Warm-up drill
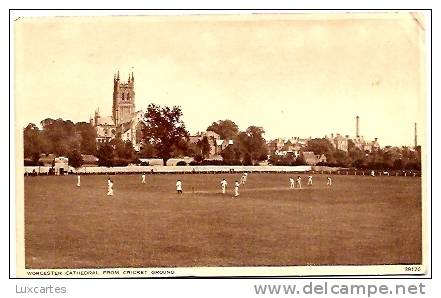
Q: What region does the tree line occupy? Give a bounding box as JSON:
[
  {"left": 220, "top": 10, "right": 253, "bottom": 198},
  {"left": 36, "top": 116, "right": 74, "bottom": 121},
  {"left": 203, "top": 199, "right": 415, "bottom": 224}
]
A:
[
  {"left": 269, "top": 137, "right": 421, "bottom": 171},
  {"left": 23, "top": 104, "right": 269, "bottom": 167},
  {"left": 23, "top": 104, "right": 421, "bottom": 170}
]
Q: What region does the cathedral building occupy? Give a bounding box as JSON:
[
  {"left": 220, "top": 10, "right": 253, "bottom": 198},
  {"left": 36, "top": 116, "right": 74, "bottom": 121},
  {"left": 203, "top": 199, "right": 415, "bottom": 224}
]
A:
[{"left": 90, "top": 71, "right": 147, "bottom": 151}]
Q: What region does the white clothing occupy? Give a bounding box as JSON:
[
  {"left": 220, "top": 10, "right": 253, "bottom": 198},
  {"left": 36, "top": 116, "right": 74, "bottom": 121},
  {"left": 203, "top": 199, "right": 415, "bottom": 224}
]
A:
[
  {"left": 176, "top": 181, "right": 182, "bottom": 191},
  {"left": 107, "top": 181, "right": 114, "bottom": 196},
  {"left": 141, "top": 174, "right": 146, "bottom": 184},
  {"left": 77, "top": 175, "right": 81, "bottom": 187},
  {"left": 221, "top": 180, "right": 227, "bottom": 194},
  {"left": 234, "top": 182, "right": 240, "bottom": 197}
]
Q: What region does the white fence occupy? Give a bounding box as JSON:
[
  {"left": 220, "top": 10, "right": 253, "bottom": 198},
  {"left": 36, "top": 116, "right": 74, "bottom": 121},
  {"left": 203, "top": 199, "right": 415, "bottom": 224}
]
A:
[{"left": 24, "top": 165, "right": 312, "bottom": 175}]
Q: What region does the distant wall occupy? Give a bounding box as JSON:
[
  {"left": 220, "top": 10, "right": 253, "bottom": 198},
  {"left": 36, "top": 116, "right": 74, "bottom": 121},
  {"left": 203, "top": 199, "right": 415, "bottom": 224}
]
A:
[
  {"left": 24, "top": 165, "right": 312, "bottom": 174},
  {"left": 311, "top": 166, "right": 344, "bottom": 172}
]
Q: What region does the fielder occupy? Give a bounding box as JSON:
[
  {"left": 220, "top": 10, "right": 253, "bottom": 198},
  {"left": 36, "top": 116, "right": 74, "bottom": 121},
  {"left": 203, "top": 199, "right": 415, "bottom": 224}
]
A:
[
  {"left": 289, "top": 177, "right": 295, "bottom": 189},
  {"left": 77, "top": 175, "right": 81, "bottom": 187},
  {"left": 221, "top": 178, "right": 228, "bottom": 194},
  {"left": 141, "top": 173, "right": 146, "bottom": 184},
  {"left": 296, "top": 176, "right": 302, "bottom": 189},
  {"left": 307, "top": 175, "right": 313, "bottom": 186},
  {"left": 234, "top": 180, "right": 240, "bottom": 197},
  {"left": 327, "top": 176, "right": 332, "bottom": 186},
  {"left": 107, "top": 178, "right": 114, "bottom": 196},
  {"left": 176, "top": 180, "right": 183, "bottom": 194}
]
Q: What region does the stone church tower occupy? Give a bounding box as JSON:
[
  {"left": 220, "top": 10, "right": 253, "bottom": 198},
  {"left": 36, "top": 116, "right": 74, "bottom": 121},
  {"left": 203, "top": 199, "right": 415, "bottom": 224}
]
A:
[{"left": 112, "top": 71, "right": 135, "bottom": 125}]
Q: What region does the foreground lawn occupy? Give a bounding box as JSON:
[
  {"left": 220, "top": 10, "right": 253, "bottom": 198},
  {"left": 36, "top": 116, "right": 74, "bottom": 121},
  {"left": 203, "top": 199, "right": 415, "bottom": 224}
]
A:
[{"left": 24, "top": 173, "right": 422, "bottom": 268}]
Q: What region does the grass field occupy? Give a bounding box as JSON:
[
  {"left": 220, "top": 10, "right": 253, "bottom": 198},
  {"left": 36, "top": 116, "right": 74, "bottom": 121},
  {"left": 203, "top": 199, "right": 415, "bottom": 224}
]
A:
[{"left": 24, "top": 173, "right": 422, "bottom": 269}]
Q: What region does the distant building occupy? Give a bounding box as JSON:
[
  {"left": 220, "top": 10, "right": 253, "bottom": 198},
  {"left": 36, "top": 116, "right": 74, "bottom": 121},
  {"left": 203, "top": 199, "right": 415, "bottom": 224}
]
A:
[
  {"left": 90, "top": 71, "right": 148, "bottom": 151},
  {"left": 81, "top": 154, "right": 99, "bottom": 166},
  {"left": 267, "top": 138, "right": 285, "bottom": 154},
  {"left": 316, "top": 153, "right": 327, "bottom": 164},
  {"left": 118, "top": 110, "right": 148, "bottom": 151},
  {"left": 267, "top": 137, "right": 309, "bottom": 157},
  {"left": 353, "top": 136, "right": 380, "bottom": 152},
  {"left": 351, "top": 115, "right": 380, "bottom": 152},
  {"left": 301, "top": 151, "right": 318, "bottom": 166},
  {"left": 326, "top": 133, "right": 349, "bottom": 152},
  {"left": 299, "top": 152, "right": 327, "bottom": 166},
  {"left": 189, "top": 130, "right": 234, "bottom": 159},
  {"left": 54, "top": 156, "right": 69, "bottom": 175},
  {"left": 38, "top": 153, "right": 56, "bottom": 166},
  {"left": 326, "top": 132, "right": 380, "bottom": 153}
]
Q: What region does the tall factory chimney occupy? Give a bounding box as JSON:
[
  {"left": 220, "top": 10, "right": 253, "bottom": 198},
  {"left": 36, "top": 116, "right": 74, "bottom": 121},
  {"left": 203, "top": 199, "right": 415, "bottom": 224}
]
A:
[
  {"left": 356, "top": 115, "right": 360, "bottom": 138},
  {"left": 414, "top": 122, "right": 418, "bottom": 148}
]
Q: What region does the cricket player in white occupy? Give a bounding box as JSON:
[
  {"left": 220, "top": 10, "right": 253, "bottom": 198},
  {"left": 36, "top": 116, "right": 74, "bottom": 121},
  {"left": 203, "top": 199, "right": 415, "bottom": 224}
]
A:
[
  {"left": 234, "top": 181, "right": 240, "bottom": 197},
  {"left": 221, "top": 179, "right": 227, "bottom": 194},
  {"left": 141, "top": 173, "right": 146, "bottom": 184},
  {"left": 241, "top": 175, "right": 246, "bottom": 185},
  {"left": 307, "top": 175, "right": 313, "bottom": 186},
  {"left": 327, "top": 176, "right": 332, "bottom": 186},
  {"left": 296, "top": 176, "right": 302, "bottom": 189},
  {"left": 289, "top": 177, "right": 295, "bottom": 189},
  {"left": 244, "top": 172, "right": 248, "bottom": 182},
  {"left": 107, "top": 178, "right": 114, "bottom": 196},
  {"left": 77, "top": 175, "right": 81, "bottom": 187},
  {"left": 176, "top": 180, "right": 183, "bottom": 194}
]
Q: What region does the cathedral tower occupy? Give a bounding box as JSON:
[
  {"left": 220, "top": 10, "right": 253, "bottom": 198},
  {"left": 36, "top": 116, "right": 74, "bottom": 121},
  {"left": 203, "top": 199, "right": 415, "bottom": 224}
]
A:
[{"left": 112, "top": 71, "right": 135, "bottom": 126}]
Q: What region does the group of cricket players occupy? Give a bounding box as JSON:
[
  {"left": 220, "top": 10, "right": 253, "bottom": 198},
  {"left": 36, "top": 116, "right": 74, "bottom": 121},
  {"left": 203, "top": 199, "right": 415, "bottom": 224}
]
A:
[
  {"left": 288, "top": 175, "right": 333, "bottom": 189},
  {"left": 76, "top": 171, "right": 333, "bottom": 197}
]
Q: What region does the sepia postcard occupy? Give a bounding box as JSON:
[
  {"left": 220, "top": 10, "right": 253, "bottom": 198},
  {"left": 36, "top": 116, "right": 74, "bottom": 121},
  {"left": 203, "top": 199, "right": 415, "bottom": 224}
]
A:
[{"left": 13, "top": 10, "right": 429, "bottom": 278}]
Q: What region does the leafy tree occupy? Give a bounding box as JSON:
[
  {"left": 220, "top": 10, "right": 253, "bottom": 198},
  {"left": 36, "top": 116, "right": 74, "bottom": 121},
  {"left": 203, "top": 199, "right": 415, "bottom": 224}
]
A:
[
  {"left": 23, "top": 123, "right": 42, "bottom": 162},
  {"left": 237, "top": 126, "right": 268, "bottom": 163},
  {"left": 139, "top": 142, "right": 157, "bottom": 158},
  {"left": 186, "top": 142, "right": 199, "bottom": 157},
  {"left": 381, "top": 150, "right": 395, "bottom": 169},
  {"left": 111, "top": 138, "right": 136, "bottom": 161},
  {"left": 193, "top": 154, "right": 204, "bottom": 163},
  {"left": 207, "top": 119, "right": 239, "bottom": 139},
  {"left": 220, "top": 144, "right": 238, "bottom": 162},
  {"left": 68, "top": 149, "right": 84, "bottom": 169},
  {"left": 40, "top": 118, "right": 80, "bottom": 155},
  {"left": 171, "top": 138, "right": 190, "bottom": 158},
  {"left": 197, "top": 136, "right": 211, "bottom": 158},
  {"left": 97, "top": 142, "right": 114, "bottom": 167},
  {"left": 242, "top": 152, "right": 253, "bottom": 165},
  {"left": 294, "top": 153, "right": 306, "bottom": 166},
  {"left": 305, "top": 138, "right": 334, "bottom": 156},
  {"left": 393, "top": 159, "right": 404, "bottom": 170},
  {"left": 333, "top": 150, "right": 352, "bottom": 167},
  {"left": 75, "top": 122, "right": 97, "bottom": 155},
  {"left": 142, "top": 104, "right": 189, "bottom": 165}
]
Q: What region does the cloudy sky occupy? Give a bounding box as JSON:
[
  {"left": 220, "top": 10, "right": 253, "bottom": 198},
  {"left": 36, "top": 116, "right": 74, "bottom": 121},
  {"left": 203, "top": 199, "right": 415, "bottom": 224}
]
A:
[{"left": 15, "top": 12, "right": 426, "bottom": 146}]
